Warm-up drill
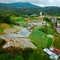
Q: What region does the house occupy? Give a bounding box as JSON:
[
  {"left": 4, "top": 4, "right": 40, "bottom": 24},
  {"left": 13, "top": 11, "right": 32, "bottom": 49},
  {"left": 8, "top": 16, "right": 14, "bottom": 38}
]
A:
[
  {"left": 50, "top": 47, "right": 60, "bottom": 55},
  {"left": 43, "top": 48, "right": 60, "bottom": 60},
  {"left": 57, "top": 20, "right": 60, "bottom": 28},
  {"left": 52, "top": 17, "right": 57, "bottom": 27},
  {"left": 31, "top": 14, "right": 38, "bottom": 17},
  {"left": 28, "top": 21, "right": 43, "bottom": 26}
]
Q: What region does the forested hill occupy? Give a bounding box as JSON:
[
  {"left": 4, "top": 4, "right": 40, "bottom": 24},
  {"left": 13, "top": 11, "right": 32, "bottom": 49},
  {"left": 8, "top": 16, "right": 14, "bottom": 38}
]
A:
[
  {"left": 0, "top": 2, "right": 60, "bottom": 16},
  {"left": 0, "top": 2, "right": 40, "bottom": 8},
  {"left": 42, "top": 6, "right": 60, "bottom": 16}
]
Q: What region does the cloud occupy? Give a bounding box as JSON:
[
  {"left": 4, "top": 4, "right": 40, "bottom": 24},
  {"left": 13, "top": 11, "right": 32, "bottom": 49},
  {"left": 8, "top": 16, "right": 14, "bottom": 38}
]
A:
[
  {"left": 37, "top": 0, "right": 60, "bottom": 7},
  {"left": 0, "top": 0, "right": 60, "bottom": 7},
  {"left": 0, "top": 0, "right": 40, "bottom": 3},
  {"left": 0, "top": 0, "right": 23, "bottom": 3},
  {"left": 49, "top": 0, "right": 54, "bottom": 3}
]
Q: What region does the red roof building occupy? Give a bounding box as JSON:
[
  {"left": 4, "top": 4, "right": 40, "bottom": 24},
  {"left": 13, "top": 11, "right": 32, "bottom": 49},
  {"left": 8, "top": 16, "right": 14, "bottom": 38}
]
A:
[{"left": 53, "top": 48, "right": 60, "bottom": 55}]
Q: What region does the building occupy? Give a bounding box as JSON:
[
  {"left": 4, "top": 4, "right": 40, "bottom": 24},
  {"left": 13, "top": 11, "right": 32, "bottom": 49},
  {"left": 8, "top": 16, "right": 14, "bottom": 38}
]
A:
[
  {"left": 40, "top": 12, "right": 43, "bottom": 17},
  {"left": 50, "top": 47, "right": 60, "bottom": 55},
  {"left": 52, "top": 17, "right": 57, "bottom": 27},
  {"left": 43, "top": 48, "right": 60, "bottom": 60},
  {"left": 57, "top": 19, "right": 60, "bottom": 27}
]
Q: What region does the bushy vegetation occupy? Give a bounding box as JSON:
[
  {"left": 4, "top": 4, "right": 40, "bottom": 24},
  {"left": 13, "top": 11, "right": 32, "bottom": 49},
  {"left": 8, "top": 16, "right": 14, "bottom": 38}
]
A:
[
  {"left": 0, "top": 38, "right": 5, "bottom": 47},
  {"left": 0, "top": 15, "right": 11, "bottom": 24},
  {"left": 38, "top": 26, "right": 60, "bottom": 37},
  {"left": 0, "top": 28, "right": 4, "bottom": 32},
  {"left": 0, "top": 14, "right": 29, "bottom": 27},
  {"left": 0, "top": 48, "right": 53, "bottom": 60},
  {"left": 44, "top": 17, "right": 51, "bottom": 23},
  {"left": 11, "top": 16, "right": 29, "bottom": 27},
  {"left": 52, "top": 37, "right": 60, "bottom": 50}
]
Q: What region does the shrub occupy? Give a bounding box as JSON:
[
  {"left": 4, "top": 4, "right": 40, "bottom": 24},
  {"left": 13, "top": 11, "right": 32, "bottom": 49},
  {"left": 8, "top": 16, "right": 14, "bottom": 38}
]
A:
[
  {"left": 0, "top": 38, "right": 5, "bottom": 47},
  {"left": 52, "top": 37, "right": 60, "bottom": 50}
]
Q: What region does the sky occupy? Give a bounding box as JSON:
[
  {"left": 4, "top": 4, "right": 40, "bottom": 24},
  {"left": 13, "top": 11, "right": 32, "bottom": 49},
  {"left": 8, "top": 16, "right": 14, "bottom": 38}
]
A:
[{"left": 0, "top": 0, "right": 60, "bottom": 7}]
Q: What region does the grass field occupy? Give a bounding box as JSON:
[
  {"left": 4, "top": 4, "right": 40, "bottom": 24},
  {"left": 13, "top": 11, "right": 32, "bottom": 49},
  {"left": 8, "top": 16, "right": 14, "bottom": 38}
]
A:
[{"left": 29, "top": 28, "right": 52, "bottom": 50}]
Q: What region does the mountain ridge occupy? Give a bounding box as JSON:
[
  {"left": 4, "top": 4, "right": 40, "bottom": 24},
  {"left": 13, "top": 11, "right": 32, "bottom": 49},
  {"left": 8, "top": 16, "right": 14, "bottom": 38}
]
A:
[
  {"left": 0, "top": 2, "right": 40, "bottom": 8},
  {"left": 0, "top": 2, "right": 60, "bottom": 16}
]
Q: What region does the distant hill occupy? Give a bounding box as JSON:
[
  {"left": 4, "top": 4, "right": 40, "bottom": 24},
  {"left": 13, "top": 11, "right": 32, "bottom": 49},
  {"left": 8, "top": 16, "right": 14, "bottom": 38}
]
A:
[
  {"left": 0, "top": 2, "right": 41, "bottom": 16},
  {"left": 42, "top": 6, "right": 60, "bottom": 16},
  {"left": 0, "top": 2, "right": 60, "bottom": 16},
  {"left": 0, "top": 2, "right": 40, "bottom": 8}
]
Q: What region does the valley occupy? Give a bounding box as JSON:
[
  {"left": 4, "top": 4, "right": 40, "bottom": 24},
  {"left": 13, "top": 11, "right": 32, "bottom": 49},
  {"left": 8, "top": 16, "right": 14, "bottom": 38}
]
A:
[{"left": 0, "top": 2, "right": 60, "bottom": 60}]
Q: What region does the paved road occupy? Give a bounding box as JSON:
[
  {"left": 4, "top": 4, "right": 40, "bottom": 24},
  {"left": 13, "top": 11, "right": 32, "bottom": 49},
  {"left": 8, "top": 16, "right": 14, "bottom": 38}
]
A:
[{"left": 56, "top": 28, "right": 60, "bottom": 34}]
